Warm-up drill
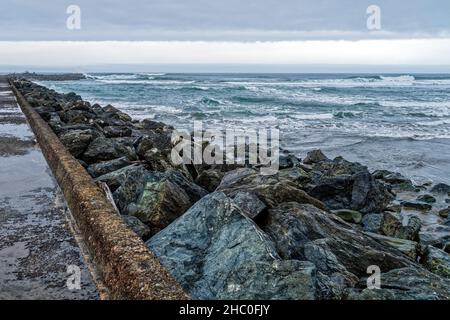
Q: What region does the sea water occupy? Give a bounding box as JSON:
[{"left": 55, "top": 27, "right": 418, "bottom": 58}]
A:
[{"left": 42, "top": 73, "right": 450, "bottom": 184}]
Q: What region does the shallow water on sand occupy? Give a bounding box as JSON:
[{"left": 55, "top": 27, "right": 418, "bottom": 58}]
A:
[{"left": 0, "top": 80, "right": 98, "bottom": 299}]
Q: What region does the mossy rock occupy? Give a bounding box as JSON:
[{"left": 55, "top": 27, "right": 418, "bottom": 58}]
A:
[{"left": 333, "top": 209, "right": 362, "bottom": 224}]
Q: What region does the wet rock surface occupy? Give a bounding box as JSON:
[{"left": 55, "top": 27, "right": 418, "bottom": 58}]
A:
[
  {"left": 0, "top": 78, "right": 98, "bottom": 299},
  {"left": 11, "top": 77, "right": 450, "bottom": 300}
]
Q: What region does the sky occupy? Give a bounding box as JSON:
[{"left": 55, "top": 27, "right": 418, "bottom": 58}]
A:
[{"left": 1, "top": 0, "right": 450, "bottom": 72}]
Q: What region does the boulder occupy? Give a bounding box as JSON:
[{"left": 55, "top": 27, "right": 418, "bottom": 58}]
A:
[
  {"left": 417, "top": 194, "right": 437, "bottom": 204},
  {"left": 361, "top": 213, "right": 384, "bottom": 233},
  {"left": 130, "top": 178, "right": 191, "bottom": 235},
  {"left": 303, "top": 149, "right": 329, "bottom": 164},
  {"left": 372, "top": 170, "right": 415, "bottom": 191},
  {"left": 82, "top": 137, "right": 136, "bottom": 164},
  {"left": 136, "top": 132, "right": 172, "bottom": 158},
  {"left": 143, "top": 148, "right": 172, "bottom": 171},
  {"left": 261, "top": 202, "right": 418, "bottom": 290},
  {"left": 381, "top": 212, "right": 402, "bottom": 237},
  {"left": 420, "top": 225, "right": 450, "bottom": 250},
  {"left": 279, "top": 154, "right": 300, "bottom": 169},
  {"left": 423, "top": 246, "right": 450, "bottom": 278},
  {"left": 332, "top": 209, "right": 362, "bottom": 224},
  {"left": 396, "top": 216, "right": 421, "bottom": 241},
  {"left": 102, "top": 104, "right": 132, "bottom": 122},
  {"left": 308, "top": 157, "right": 394, "bottom": 213},
  {"left": 147, "top": 192, "right": 318, "bottom": 299},
  {"left": 87, "top": 156, "right": 134, "bottom": 178},
  {"left": 103, "top": 126, "right": 132, "bottom": 138},
  {"left": 401, "top": 201, "right": 432, "bottom": 211},
  {"left": 232, "top": 191, "right": 267, "bottom": 219},
  {"left": 59, "top": 129, "right": 96, "bottom": 158},
  {"left": 278, "top": 167, "right": 311, "bottom": 188},
  {"left": 59, "top": 109, "right": 96, "bottom": 124},
  {"left": 95, "top": 164, "right": 146, "bottom": 192},
  {"left": 114, "top": 169, "right": 207, "bottom": 234},
  {"left": 365, "top": 232, "right": 419, "bottom": 260},
  {"left": 431, "top": 183, "right": 450, "bottom": 194},
  {"left": 195, "top": 169, "right": 224, "bottom": 192},
  {"left": 348, "top": 267, "right": 450, "bottom": 300},
  {"left": 122, "top": 215, "right": 151, "bottom": 240},
  {"left": 439, "top": 207, "right": 450, "bottom": 218},
  {"left": 217, "top": 168, "right": 327, "bottom": 210}
]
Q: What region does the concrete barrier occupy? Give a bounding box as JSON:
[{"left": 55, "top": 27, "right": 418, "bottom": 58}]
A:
[{"left": 10, "top": 80, "right": 189, "bottom": 300}]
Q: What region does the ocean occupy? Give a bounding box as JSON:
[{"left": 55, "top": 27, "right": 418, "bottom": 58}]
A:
[{"left": 41, "top": 73, "right": 450, "bottom": 184}]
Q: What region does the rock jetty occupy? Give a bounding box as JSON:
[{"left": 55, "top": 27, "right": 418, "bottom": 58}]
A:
[{"left": 11, "top": 78, "right": 450, "bottom": 300}]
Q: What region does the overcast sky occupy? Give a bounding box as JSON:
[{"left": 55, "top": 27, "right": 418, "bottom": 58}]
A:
[{"left": 1, "top": 0, "right": 450, "bottom": 71}]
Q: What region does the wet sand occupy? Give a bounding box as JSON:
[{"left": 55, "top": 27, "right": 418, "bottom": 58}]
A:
[{"left": 0, "top": 78, "right": 98, "bottom": 299}]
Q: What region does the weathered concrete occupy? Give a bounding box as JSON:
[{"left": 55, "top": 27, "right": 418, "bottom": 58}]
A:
[
  {"left": 0, "top": 77, "right": 98, "bottom": 299},
  {"left": 10, "top": 79, "right": 189, "bottom": 300}
]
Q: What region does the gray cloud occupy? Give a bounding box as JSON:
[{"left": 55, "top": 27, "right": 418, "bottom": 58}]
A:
[{"left": 1, "top": 0, "right": 449, "bottom": 40}]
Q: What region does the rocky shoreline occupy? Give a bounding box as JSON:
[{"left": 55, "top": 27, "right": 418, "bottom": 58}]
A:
[{"left": 11, "top": 77, "right": 450, "bottom": 300}]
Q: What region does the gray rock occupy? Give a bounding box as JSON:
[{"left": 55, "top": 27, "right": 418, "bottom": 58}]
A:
[
  {"left": 348, "top": 267, "right": 450, "bottom": 300},
  {"left": 332, "top": 209, "right": 362, "bottom": 224},
  {"left": 122, "top": 215, "right": 151, "bottom": 240},
  {"left": 232, "top": 191, "right": 266, "bottom": 219},
  {"left": 439, "top": 207, "right": 450, "bottom": 218},
  {"left": 103, "top": 126, "right": 132, "bottom": 138},
  {"left": 423, "top": 246, "right": 450, "bottom": 278},
  {"left": 372, "top": 170, "right": 415, "bottom": 191},
  {"left": 362, "top": 213, "right": 384, "bottom": 233},
  {"left": 130, "top": 178, "right": 191, "bottom": 235},
  {"left": 136, "top": 132, "right": 172, "bottom": 158},
  {"left": 381, "top": 212, "right": 402, "bottom": 237},
  {"left": 147, "top": 192, "right": 318, "bottom": 299},
  {"left": 82, "top": 137, "right": 136, "bottom": 164},
  {"left": 114, "top": 169, "right": 207, "bottom": 234},
  {"left": 95, "top": 164, "right": 146, "bottom": 192},
  {"left": 278, "top": 167, "right": 311, "bottom": 188},
  {"left": 218, "top": 260, "right": 316, "bottom": 300},
  {"left": 195, "top": 169, "right": 224, "bottom": 192},
  {"left": 59, "top": 129, "right": 96, "bottom": 158},
  {"left": 303, "top": 149, "right": 329, "bottom": 164},
  {"left": 417, "top": 194, "right": 437, "bottom": 204},
  {"left": 217, "top": 168, "right": 327, "bottom": 211},
  {"left": 261, "top": 202, "right": 418, "bottom": 291},
  {"left": 401, "top": 201, "right": 432, "bottom": 211},
  {"left": 420, "top": 225, "right": 450, "bottom": 250},
  {"left": 143, "top": 148, "right": 172, "bottom": 171},
  {"left": 279, "top": 154, "right": 300, "bottom": 169},
  {"left": 365, "top": 232, "right": 419, "bottom": 260},
  {"left": 87, "top": 156, "right": 133, "bottom": 178},
  {"left": 431, "top": 183, "right": 450, "bottom": 194},
  {"left": 396, "top": 216, "right": 421, "bottom": 241},
  {"left": 308, "top": 157, "right": 394, "bottom": 213}
]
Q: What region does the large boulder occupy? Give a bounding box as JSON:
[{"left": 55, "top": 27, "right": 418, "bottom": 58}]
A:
[
  {"left": 348, "top": 267, "right": 450, "bottom": 300},
  {"left": 59, "top": 129, "right": 97, "bottom": 158},
  {"left": 372, "top": 170, "right": 415, "bottom": 191},
  {"left": 147, "top": 192, "right": 317, "bottom": 299},
  {"left": 95, "top": 164, "right": 146, "bottom": 192},
  {"left": 217, "top": 168, "right": 326, "bottom": 211},
  {"left": 307, "top": 157, "right": 394, "bottom": 213},
  {"left": 113, "top": 169, "right": 207, "bottom": 234},
  {"left": 87, "top": 156, "right": 134, "bottom": 178},
  {"left": 260, "top": 202, "right": 421, "bottom": 295},
  {"left": 423, "top": 246, "right": 450, "bottom": 278},
  {"left": 82, "top": 137, "right": 136, "bottom": 164}
]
